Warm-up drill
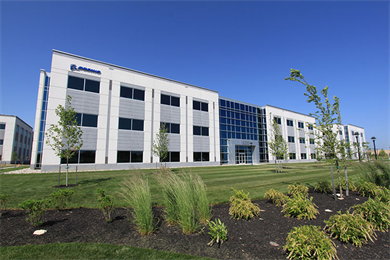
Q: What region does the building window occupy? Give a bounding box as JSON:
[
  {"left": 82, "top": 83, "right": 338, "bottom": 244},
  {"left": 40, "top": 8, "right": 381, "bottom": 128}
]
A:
[
  {"left": 298, "top": 122, "right": 304, "bottom": 129},
  {"left": 120, "top": 86, "right": 145, "bottom": 101},
  {"left": 194, "top": 152, "right": 209, "bottom": 162},
  {"left": 0, "top": 139, "right": 3, "bottom": 145},
  {"left": 299, "top": 138, "right": 305, "bottom": 144},
  {"left": 193, "top": 126, "right": 209, "bottom": 136},
  {"left": 67, "top": 76, "right": 100, "bottom": 93},
  {"left": 289, "top": 153, "right": 296, "bottom": 159},
  {"left": 287, "top": 119, "right": 293, "bottom": 127},
  {"left": 117, "top": 151, "right": 143, "bottom": 163},
  {"left": 301, "top": 153, "right": 307, "bottom": 159},
  {"left": 274, "top": 117, "right": 281, "bottom": 124},
  {"left": 193, "top": 100, "right": 208, "bottom": 112},
  {"left": 61, "top": 150, "right": 96, "bottom": 164},
  {"left": 161, "top": 122, "right": 180, "bottom": 134},
  {"left": 309, "top": 138, "right": 315, "bottom": 144},
  {"left": 288, "top": 136, "right": 295, "bottom": 143},
  {"left": 339, "top": 130, "right": 343, "bottom": 135},
  {"left": 118, "top": 118, "right": 144, "bottom": 131},
  {"left": 75, "top": 113, "right": 98, "bottom": 127},
  {"left": 311, "top": 153, "right": 316, "bottom": 159},
  {"left": 307, "top": 125, "right": 313, "bottom": 130},
  {"left": 161, "top": 152, "right": 180, "bottom": 162},
  {"left": 161, "top": 94, "right": 180, "bottom": 107},
  {"left": 0, "top": 124, "right": 5, "bottom": 130}
]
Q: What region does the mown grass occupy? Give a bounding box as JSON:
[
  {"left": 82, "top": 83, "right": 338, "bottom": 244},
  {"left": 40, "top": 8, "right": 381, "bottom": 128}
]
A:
[
  {"left": 0, "top": 162, "right": 361, "bottom": 209},
  {"left": 0, "top": 243, "right": 213, "bottom": 260}
]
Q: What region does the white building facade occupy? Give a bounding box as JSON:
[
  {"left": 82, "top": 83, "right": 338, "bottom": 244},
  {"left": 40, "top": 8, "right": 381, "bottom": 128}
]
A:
[
  {"left": 31, "top": 50, "right": 220, "bottom": 172},
  {"left": 0, "top": 115, "right": 33, "bottom": 164}
]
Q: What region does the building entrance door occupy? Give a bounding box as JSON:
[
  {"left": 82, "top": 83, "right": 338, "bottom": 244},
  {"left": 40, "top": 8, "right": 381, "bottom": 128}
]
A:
[{"left": 238, "top": 153, "right": 246, "bottom": 164}]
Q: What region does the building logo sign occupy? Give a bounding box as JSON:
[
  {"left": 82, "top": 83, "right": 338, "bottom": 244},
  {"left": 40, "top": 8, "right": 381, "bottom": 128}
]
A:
[{"left": 70, "top": 64, "right": 101, "bottom": 74}]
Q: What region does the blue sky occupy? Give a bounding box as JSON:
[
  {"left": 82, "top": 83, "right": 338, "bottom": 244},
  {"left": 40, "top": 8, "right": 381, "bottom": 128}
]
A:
[{"left": 1, "top": 0, "right": 389, "bottom": 149}]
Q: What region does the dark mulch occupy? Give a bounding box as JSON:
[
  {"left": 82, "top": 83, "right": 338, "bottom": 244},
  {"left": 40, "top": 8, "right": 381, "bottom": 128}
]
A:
[{"left": 1, "top": 191, "right": 389, "bottom": 259}]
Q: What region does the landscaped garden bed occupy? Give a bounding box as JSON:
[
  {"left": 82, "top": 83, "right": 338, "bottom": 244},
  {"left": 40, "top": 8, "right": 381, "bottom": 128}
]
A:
[{"left": 1, "top": 190, "right": 389, "bottom": 259}]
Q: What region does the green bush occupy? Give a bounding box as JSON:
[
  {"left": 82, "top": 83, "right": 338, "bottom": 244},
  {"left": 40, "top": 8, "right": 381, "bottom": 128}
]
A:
[
  {"left": 0, "top": 194, "right": 11, "bottom": 216},
  {"left": 119, "top": 174, "right": 156, "bottom": 235},
  {"left": 284, "top": 225, "right": 338, "bottom": 260},
  {"left": 357, "top": 180, "right": 382, "bottom": 198},
  {"left": 207, "top": 218, "right": 228, "bottom": 247},
  {"left": 288, "top": 182, "right": 309, "bottom": 197},
  {"left": 50, "top": 189, "right": 74, "bottom": 210},
  {"left": 352, "top": 197, "right": 390, "bottom": 232},
  {"left": 357, "top": 160, "right": 390, "bottom": 188},
  {"left": 324, "top": 211, "right": 376, "bottom": 247},
  {"left": 97, "top": 189, "right": 116, "bottom": 223},
  {"left": 18, "top": 199, "right": 51, "bottom": 226},
  {"left": 229, "top": 189, "right": 260, "bottom": 220},
  {"left": 264, "top": 188, "right": 287, "bottom": 206},
  {"left": 282, "top": 193, "right": 319, "bottom": 220},
  {"left": 314, "top": 181, "right": 333, "bottom": 194}
]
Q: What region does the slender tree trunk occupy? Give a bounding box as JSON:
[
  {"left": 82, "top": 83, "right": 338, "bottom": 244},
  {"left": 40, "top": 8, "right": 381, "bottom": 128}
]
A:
[
  {"left": 330, "top": 166, "right": 337, "bottom": 201},
  {"left": 344, "top": 166, "right": 349, "bottom": 196},
  {"left": 336, "top": 161, "right": 343, "bottom": 198},
  {"left": 66, "top": 158, "right": 69, "bottom": 186},
  {"left": 58, "top": 165, "right": 61, "bottom": 186}
]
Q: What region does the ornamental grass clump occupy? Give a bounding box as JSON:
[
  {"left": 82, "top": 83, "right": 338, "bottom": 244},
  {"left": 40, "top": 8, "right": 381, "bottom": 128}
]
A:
[
  {"left": 288, "top": 182, "right": 309, "bottom": 197},
  {"left": 192, "top": 174, "right": 211, "bottom": 224},
  {"left": 284, "top": 225, "right": 338, "bottom": 260},
  {"left": 352, "top": 197, "right": 390, "bottom": 232},
  {"left": 337, "top": 178, "right": 357, "bottom": 192},
  {"left": 97, "top": 188, "right": 116, "bottom": 223},
  {"left": 207, "top": 218, "right": 228, "bottom": 247},
  {"left": 357, "top": 180, "right": 383, "bottom": 198},
  {"left": 50, "top": 189, "right": 74, "bottom": 210},
  {"left": 19, "top": 199, "right": 51, "bottom": 226},
  {"left": 324, "top": 211, "right": 376, "bottom": 247},
  {"left": 314, "top": 181, "right": 333, "bottom": 194},
  {"left": 282, "top": 193, "right": 319, "bottom": 220},
  {"left": 264, "top": 188, "right": 287, "bottom": 206},
  {"left": 229, "top": 189, "right": 260, "bottom": 220},
  {"left": 119, "top": 173, "right": 156, "bottom": 236}
]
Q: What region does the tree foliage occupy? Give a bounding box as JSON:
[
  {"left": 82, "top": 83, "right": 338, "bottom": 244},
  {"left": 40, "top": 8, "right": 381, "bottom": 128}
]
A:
[
  {"left": 46, "top": 95, "right": 83, "bottom": 186},
  {"left": 267, "top": 115, "right": 288, "bottom": 172},
  {"left": 152, "top": 123, "right": 170, "bottom": 163}
]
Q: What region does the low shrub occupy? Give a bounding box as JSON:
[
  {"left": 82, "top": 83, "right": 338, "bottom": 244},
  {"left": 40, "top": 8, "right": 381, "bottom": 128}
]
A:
[
  {"left": 352, "top": 197, "right": 390, "bottom": 232},
  {"left": 18, "top": 199, "right": 51, "bottom": 226},
  {"left": 50, "top": 189, "right": 74, "bottom": 210},
  {"left": 229, "top": 189, "right": 260, "bottom": 220},
  {"left": 337, "top": 178, "right": 358, "bottom": 192},
  {"left": 314, "top": 181, "right": 333, "bottom": 194},
  {"left": 97, "top": 189, "right": 116, "bottom": 223},
  {"left": 264, "top": 188, "right": 287, "bottom": 206},
  {"left": 207, "top": 218, "right": 228, "bottom": 247},
  {"left": 0, "top": 194, "right": 11, "bottom": 216},
  {"left": 284, "top": 225, "right": 338, "bottom": 260},
  {"left": 282, "top": 193, "right": 319, "bottom": 220},
  {"left": 288, "top": 182, "right": 309, "bottom": 197},
  {"left": 119, "top": 174, "right": 156, "bottom": 235},
  {"left": 357, "top": 180, "right": 382, "bottom": 198},
  {"left": 324, "top": 211, "right": 376, "bottom": 247}
]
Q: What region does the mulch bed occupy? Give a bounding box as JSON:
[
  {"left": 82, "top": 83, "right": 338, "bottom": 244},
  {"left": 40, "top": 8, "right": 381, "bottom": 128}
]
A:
[{"left": 1, "top": 191, "right": 389, "bottom": 259}]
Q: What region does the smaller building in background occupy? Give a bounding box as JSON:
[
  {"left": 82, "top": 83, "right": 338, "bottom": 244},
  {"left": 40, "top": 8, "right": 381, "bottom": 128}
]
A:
[
  {"left": 0, "top": 115, "right": 33, "bottom": 164},
  {"left": 341, "top": 124, "right": 366, "bottom": 160}
]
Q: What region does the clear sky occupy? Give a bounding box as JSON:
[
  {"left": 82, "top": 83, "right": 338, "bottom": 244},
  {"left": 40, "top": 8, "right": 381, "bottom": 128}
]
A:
[{"left": 1, "top": 0, "right": 389, "bottom": 150}]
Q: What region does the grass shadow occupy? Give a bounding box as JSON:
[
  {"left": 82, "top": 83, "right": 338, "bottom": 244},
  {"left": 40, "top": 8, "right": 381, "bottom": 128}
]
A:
[{"left": 78, "top": 178, "right": 113, "bottom": 185}]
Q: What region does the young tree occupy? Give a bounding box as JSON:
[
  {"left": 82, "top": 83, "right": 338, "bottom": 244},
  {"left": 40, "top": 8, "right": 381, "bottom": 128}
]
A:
[
  {"left": 285, "top": 69, "right": 349, "bottom": 198},
  {"left": 152, "top": 123, "right": 170, "bottom": 167},
  {"left": 267, "top": 114, "right": 289, "bottom": 173},
  {"left": 46, "top": 95, "right": 83, "bottom": 186},
  {"left": 378, "top": 149, "right": 387, "bottom": 159},
  {"left": 12, "top": 151, "right": 18, "bottom": 167}
]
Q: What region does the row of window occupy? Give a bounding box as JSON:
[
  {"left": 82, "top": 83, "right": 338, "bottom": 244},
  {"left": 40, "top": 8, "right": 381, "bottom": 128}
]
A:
[
  {"left": 120, "top": 86, "right": 145, "bottom": 101},
  {"left": 220, "top": 110, "right": 258, "bottom": 122},
  {"left": 0, "top": 124, "right": 5, "bottom": 129},
  {"left": 116, "top": 151, "right": 210, "bottom": 163},
  {"left": 276, "top": 117, "right": 313, "bottom": 130},
  {"left": 288, "top": 153, "right": 316, "bottom": 160},
  {"left": 118, "top": 118, "right": 144, "bottom": 131},
  {"left": 76, "top": 113, "right": 98, "bottom": 128},
  {"left": 219, "top": 99, "right": 258, "bottom": 114},
  {"left": 287, "top": 137, "right": 315, "bottom": 144},
  {"left": 193, "top": 100, "right": 208, "bottom": 112},
  {"left": 161, "top": 94, "right": 180, "bottom": 107},
  {"left": 68, "top": 76, "right": 100, "bottom": 93},
  {"left": 61, "top": 150, "right": 96, "bottom": 164}
]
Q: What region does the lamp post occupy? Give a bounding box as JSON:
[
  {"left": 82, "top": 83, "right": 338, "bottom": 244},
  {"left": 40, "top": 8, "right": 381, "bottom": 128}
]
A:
[
  {"left": 354, "top": 132, "right": 361, "bottom": 162},
  {"left": 371, "top": 137, "right": 377, "bottom": 160}
]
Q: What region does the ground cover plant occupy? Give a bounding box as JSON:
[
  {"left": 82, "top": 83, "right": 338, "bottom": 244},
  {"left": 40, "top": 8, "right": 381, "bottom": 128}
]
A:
[
  {"left": 282, "top": 193, "right": 319, "bottom": 220},
  {"left": 229, "top": 189, "right": 260, "bottom": 220},
  {"left": 352, "top": 197, "right": 390, "bottom": 232},
  {"left": 206, "top": 218, "right": 228, "bottom": 247},
  {"left": 96, "top": 189, "right": 116, "bottom": 223},
  {"left": 264, "top": 188, "right": 287, "bottom": 206},
  {"left": 18, "top": 199, "right": 51, "bottom": 226},
  {"left": 324, "top": 210, "right": 376, "bottom": 247},
  {"left": 284, "top": 225, "right": 338, "bottom": 260}
]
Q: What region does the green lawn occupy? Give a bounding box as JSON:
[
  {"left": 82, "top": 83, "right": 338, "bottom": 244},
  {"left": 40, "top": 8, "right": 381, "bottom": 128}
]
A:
[
  {"left": 0, "top": 243, "right": 213, "bottom": 260},
  {"left": 0, "top": 162, "right": 360, "bottom": 209}
]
